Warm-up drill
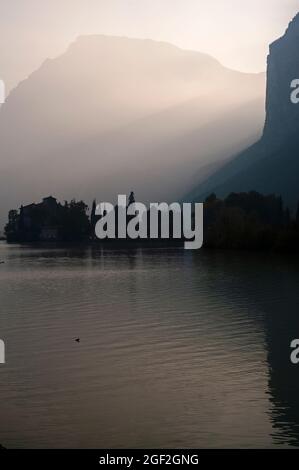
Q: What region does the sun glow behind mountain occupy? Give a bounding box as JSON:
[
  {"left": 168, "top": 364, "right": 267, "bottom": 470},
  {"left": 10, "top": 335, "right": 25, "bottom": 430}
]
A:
[{"left": 0, "top": 0, "right": 298, "bottom": 93}]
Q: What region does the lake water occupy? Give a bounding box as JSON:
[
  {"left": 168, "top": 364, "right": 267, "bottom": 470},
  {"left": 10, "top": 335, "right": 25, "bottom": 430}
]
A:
[{"left": 0, "top": 241, "right": 299, "bottom": 448}]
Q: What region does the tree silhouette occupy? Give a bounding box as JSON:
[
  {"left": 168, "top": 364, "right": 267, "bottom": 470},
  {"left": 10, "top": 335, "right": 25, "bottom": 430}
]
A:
[{"left": 128, "top": 191, "right": 135, "bottom": 206}]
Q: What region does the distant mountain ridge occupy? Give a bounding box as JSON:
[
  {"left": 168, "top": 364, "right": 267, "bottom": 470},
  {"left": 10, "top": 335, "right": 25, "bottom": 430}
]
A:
[
  {"left": 187, "top": 13, "right": 299, "bottom": 209},
  {"left": 0, "top": 35, "right": 265, "bottom": 228}
]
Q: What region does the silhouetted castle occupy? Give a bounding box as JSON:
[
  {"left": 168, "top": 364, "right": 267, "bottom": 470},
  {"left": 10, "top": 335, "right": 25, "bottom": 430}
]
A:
[
  {"left": 5, "top": 196, "right": 90, "bottom": 242},
  {"left": 21, "top": 196, "right": 60, "bottom": 241}
]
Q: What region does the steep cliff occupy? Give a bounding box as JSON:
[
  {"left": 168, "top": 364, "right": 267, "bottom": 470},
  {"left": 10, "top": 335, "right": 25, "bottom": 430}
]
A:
[
  {"left": 187, "top": 13, "right": 299, "bottom": 209},
  {"left": 264, "top": 13, "right": 299, "bottom": 142}
]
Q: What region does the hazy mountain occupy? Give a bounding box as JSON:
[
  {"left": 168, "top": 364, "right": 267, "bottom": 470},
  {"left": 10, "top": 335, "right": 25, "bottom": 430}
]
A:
[
  {"left": 187, "top": 13, "right": 299, "bottom": 209},
  {"left": 0, "top": 35, "right": 265, "bottom": 227}
]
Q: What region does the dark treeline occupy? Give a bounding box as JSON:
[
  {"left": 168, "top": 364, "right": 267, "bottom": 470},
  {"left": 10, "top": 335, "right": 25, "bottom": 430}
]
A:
[
  {"left": 203, "top": 191, "right": 299, "bottom": 252},
  {"left": 4, "top": 193, "right": 181, "bottom": 246},
  {"left": 4, "top": 191, "right": 299, "bottom": 252}
]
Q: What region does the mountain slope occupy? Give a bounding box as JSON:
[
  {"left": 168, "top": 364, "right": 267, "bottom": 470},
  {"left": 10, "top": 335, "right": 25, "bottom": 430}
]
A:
[
  {"left": 187, "top": 13, "right": 299, "bottom": 209},
  {"left": 0, "top": 35, "right": 265, "bottom": 226}
]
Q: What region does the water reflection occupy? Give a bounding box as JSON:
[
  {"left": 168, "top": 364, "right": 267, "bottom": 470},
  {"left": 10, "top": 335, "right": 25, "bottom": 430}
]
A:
[
  {"left": 193, "top": 251, "right": 299, "bottom": 447},
  {"left": 0, "top": 242, "right": 298, "bottom": 448}
]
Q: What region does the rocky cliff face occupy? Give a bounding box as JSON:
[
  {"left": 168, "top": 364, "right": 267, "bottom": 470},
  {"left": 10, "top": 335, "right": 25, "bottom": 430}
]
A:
[
  {"left": 264, "top": 13, "right": 299, "bottom": 142},
  {"left": 187, "top": 13, "right": 299, "bottom": 209}
]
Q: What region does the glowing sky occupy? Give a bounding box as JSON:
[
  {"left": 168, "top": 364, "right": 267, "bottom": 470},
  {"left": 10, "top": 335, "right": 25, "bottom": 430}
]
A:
[{"left": 0, "top": 0, "right": 298, "bottom": 91}]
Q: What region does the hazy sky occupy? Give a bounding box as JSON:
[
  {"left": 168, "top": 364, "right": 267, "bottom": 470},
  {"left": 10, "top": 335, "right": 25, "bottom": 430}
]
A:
[{"left": 0, "top": 0, "right": 298, "bottom": 91}]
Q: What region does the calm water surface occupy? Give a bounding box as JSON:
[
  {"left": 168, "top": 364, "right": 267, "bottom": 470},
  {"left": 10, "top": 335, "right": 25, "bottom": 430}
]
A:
[{"left": 0, "top": 241, "right": 299, "bottom": 448}]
